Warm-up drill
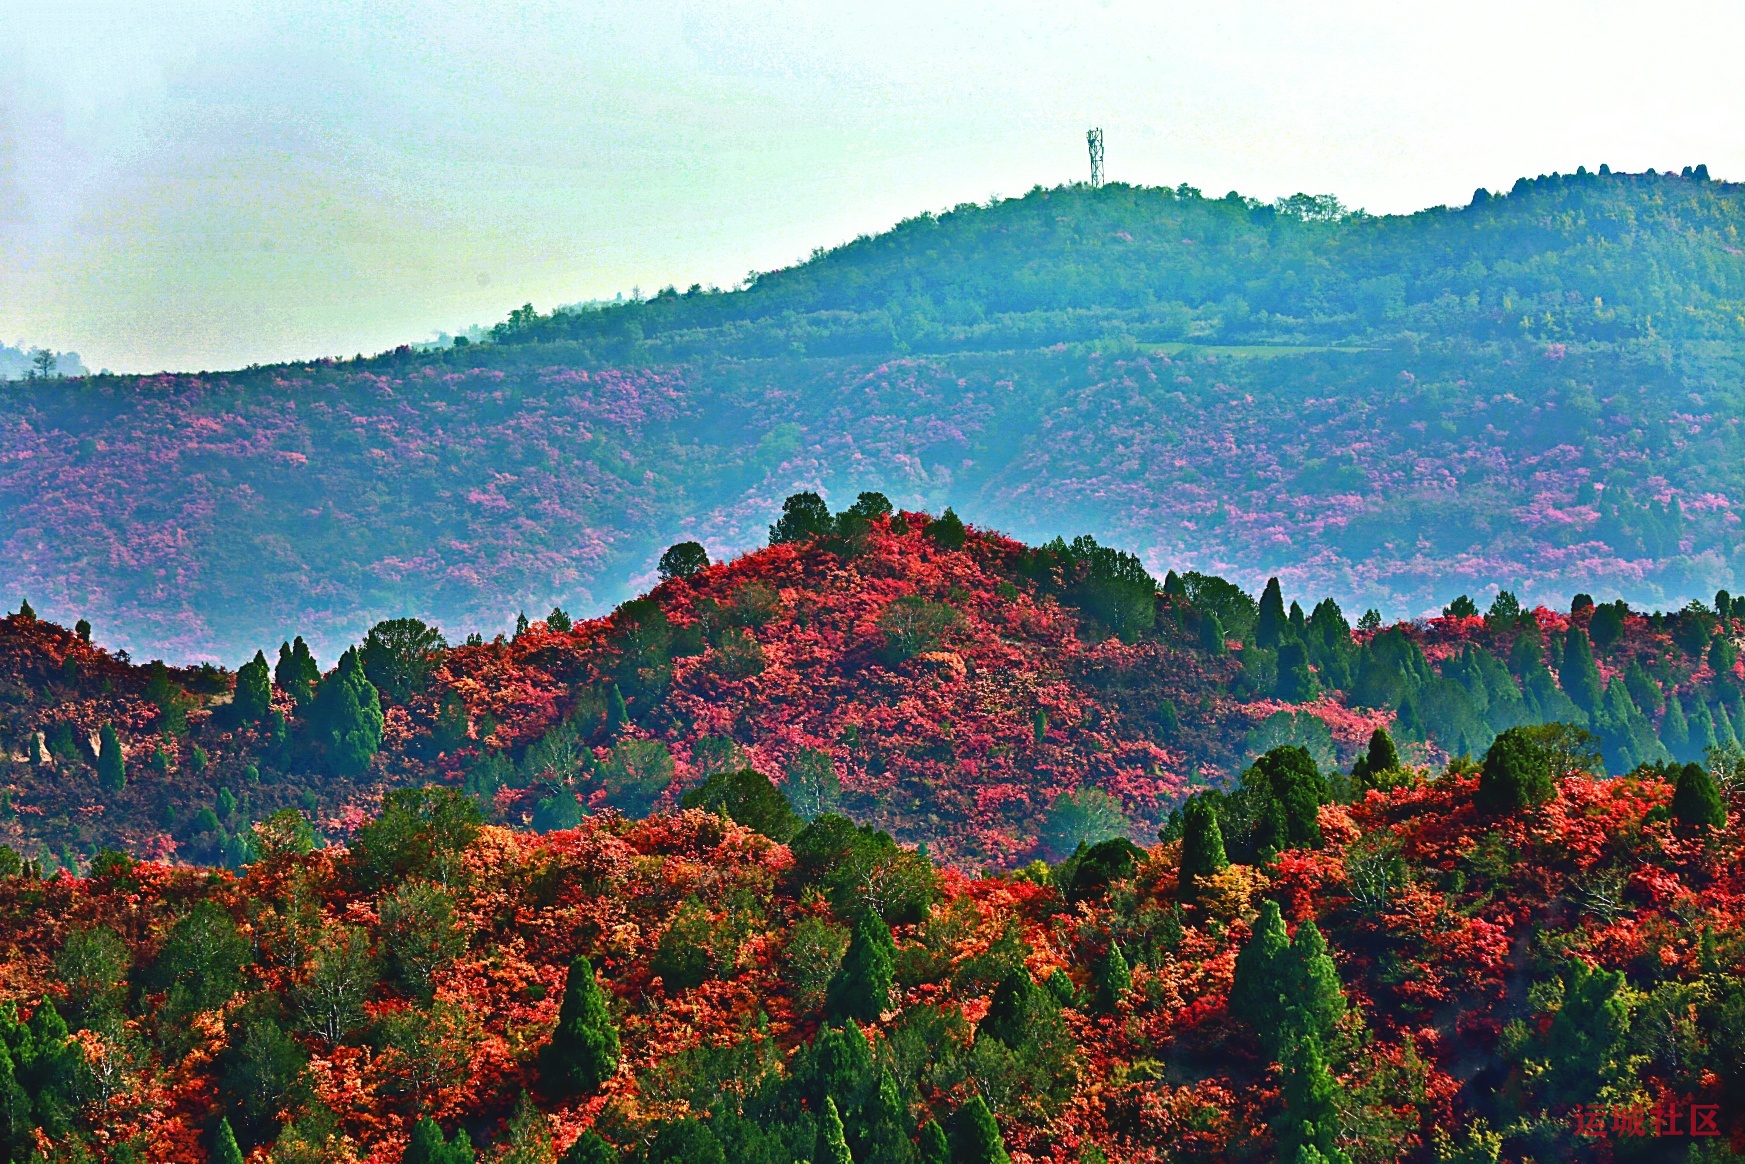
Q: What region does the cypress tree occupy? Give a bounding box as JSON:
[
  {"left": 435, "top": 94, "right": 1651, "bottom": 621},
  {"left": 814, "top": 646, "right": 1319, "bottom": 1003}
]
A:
[
  {"left": 1230, "top": 900, "right": 1290, "bottom": 1035},
  {"left": 1198, "top": 610, "right": 1227, "bottom": 654},
  {"left": 827, "top": 913, "right": 896, "bottom": 1023},
  {"left": 404, "top": 1116, "right": 475, "bottom": 1164},
  {"left": 1716, "top": 701, "right": 1739, "bottom": 749},
  {"left": 917, "top": 1121, "right": 950, "bottom": 1164},
  {"left": 0, "top": 1043, "right": 32, "bottom": 1164},
  {"left": 1477, "top": 727, "right": 1554, "bottom": 813},
  {"left": 1091, "top": 941, "right": 1131, "bottom": 1014},
  {"left": 276, "top": 636, "right": 320, "bottom": 705},
  {"left": 1275, "top": 1032, "right": 1350, "bottom": 1164},
  {"left": 950, "top": 1095, "right": 1010, "bottom": 1164},
  {"left": 1257, "top": 578, "right": 1287, "bottom": 649},
  {"left": 309, "top": 648, "right": 384, "bottom": 776},
  {"left": 1177, "top": 795, "right": 1227, "bottom": 899},
  {"left": 235, "top": 650, "right": 272, "bottom": 722},
  {"left": 1283, "top": 920, "right": 1345, "bottom": 1042},
  {"left": 97, "top": 723, "right": 124, "bottom": 794},
  {"left": 1670, "top": 762, "right": 1727, "bottom": 832},
  {"left": 864, "top": 1068, "right": 915, "bottom": 1164},
  {"left": 212, "top": 1117, "right": 245, "bottom": 1164},
  {"left": 927, "top": 507, "right": 968, "bottom": 551},
  {"left": 539, "top": 956, "right": 621, "bottom": 1096},
  {"left": 607, "top": 683, "right": 630, "bottom": 733},
  {"left": 1558, "top": 628, "right": 1603, "bottom": 715},
  {"left": 1661, "top": 691, "right": 1692, "bottom": 761},
  {"left": 1688, "top": 697, "right": 1719, "bottom": 759},
  {"left": 819, "top": 1097, "right": 854, "bottom": 1164},
  {"left": 1350, "top": 726, "right": 1400, "bottom": 789},
  {"left": 562, "top": 1131, "right": 616, "bottom": 1164}
]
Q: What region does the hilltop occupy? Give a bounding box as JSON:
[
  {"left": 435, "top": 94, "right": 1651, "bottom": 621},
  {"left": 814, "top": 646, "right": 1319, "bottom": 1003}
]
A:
[{"left": 5, "top": 169, "right": 1745, "bottom": 663}]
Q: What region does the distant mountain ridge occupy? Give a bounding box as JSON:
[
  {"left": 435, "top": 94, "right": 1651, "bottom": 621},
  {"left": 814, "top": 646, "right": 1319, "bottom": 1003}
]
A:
[{"left": 3, "top": 169, "right": 1745, "bottom": 663}]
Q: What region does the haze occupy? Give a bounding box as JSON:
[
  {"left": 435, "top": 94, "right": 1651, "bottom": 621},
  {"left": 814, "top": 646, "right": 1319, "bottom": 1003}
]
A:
[{"left": 4, "top": 0, "right": 1744, "bottom": 374}]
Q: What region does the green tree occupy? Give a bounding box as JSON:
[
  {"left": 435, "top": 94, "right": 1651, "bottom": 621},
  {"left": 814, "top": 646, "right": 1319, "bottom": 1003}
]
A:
[
  {"left": 1283, "top": 920, "right": 1345, "bottom": 1042},
  {"left": 235, "top": 650, "right": 273, "bottom": 722},
  {"left": 1558, "top": 628, "right": 1603, "bottom": 714},
  {"left": 951, "top": 1095, "right": 1010, "bottom": 1164},
  {"left": 212, "top": 1117, "right": 244, "bottom": 1164},
  {"left": 54, "top": 926, "right": 131, "bottom": 1031},
  {"left": 220, "top": 1012, "right": 308, "bottom": 1144},
  {"left": 770, "top": 491, "right": 833, "bottom": 545},
  {"left": 1091, "top": 942, "right": 1131, "bottom": 1014},
  {"left": 379, "top": 882, "right": 466, "bottom": 1003},
  {"left": 1256, "top": 577, "right": 1287, "bottom": 649},
  {"left": 1349, "top": 726, "right": 1401, "bottom": 790},
  {"left": 0, "top": 1043, "right": 31, "bottom": 1164},
  {"left": 561, "top": 1131, "right": 616, "bottom": 1164},
  {"left": 1275, "top": 1031, "right": 1350, "bottom": 1164},
  {"left": 1041, "top": 788, "right": 1130, "bottom": 858},
  {"left": 1670, "top": 761, "right": 1726, "bottom": 832},
  {"left": 1177, "top": 794, "right": 1228, "bottom": 897},
  {"left": 1477, "top": 727, "right": 1555, "bottom": 813},
  {"left": 308, "top": 647, "right": 384, "bottom": 776},
  {"left": 1230, "top": 899, "right": 1290, "bottom": 1035},
  {"left": 361, "top": 618, "right": 447, "bottom": 705},
  {"left": 275, "top": 637, "right": 320, "bottom": 705},
  {"left": 819, "top": 1096, "right": 854, "bottom": 1164},
  {"left": 927, "top": 507, "right": 968, "bottom": 551},
  {"left": 1660, "top": 691, "right": 1693, "bottom": 760},
  {"left": 680, "top": 768, "right": 801, "bottom": 842},
  {"left": 864, "top": 1067, "right": 915, "bottom": 1164},
  {"left": 827, "top": 912, "right": 896, "bottom": 1023},
  {"left": 657, "top": 541, "right": 710, "bottom": 581},
  {"left": 877, "top": 597, "right": 961, "bottom": 664},
  {"left": 784, "top": 747, "right": 842, "bottom": 821},
  {"left": 97, "top": 723, "right": 124, "bottom": 794},
  {"left": 539, "top": 957, "right": 620, "bottom": 1096},
  {"left": 404, "top": 1116, "right": 475, "bottom": 1164},
  {"left": 1546, "top": 959, "right": 1629, "bottom": 1099},
  {"left": 350, "top": 786, "right": 483, "bottom": 889},
  {"left": 918, "top": 1122, "right": 950, "bottom": 1164},
  {"left": 153, "top": 901, "right": 250, "bottom": 1021},
  {"left": 1443, "top": 595, "right": 1479, "bottom": 619}
]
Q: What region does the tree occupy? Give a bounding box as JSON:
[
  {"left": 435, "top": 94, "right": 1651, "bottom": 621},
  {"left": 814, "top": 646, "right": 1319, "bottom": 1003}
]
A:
[
  {"left": 379, "top": 882, "right": 466, "bottom": 1002},
  {"left": 1283, "top": 920, "right": 1345, "bottom": 1042},
  {"left": 97, "top": 723, "right": 124, "bottom": 794},
  {"left": 1349, "top": 727, "right": 1401, "bottom": 790},
  {"left": 1477, "top": 727, "right": 1554, "bottom": 813},
  {"left": 827, "top": 911, "right": 896, "bottom": 1022},
  {"left": 308, "top": 647, "right": 384, "bottom": 776},
  {"left": 293, "top": 924, "right": 376, "bottom": 1043},
  {"left": 153, "top": 901, "right": 250, "bottom": 1020},
  {"left": 877, "top": 597, "right": 961, "bottom": 663},
  {"left": 562, "top": 1131, "right": 616, "bottom": 1164},
  {"left": 658, "top": 541, "right": 710, "bottom": 581},
  {"left": 784, "top": 747, "right": 842, "bottom": 821},
  {"left": 864, "top": 1067, "right": 915, "bottom": 1164},
  {"left": 845, "top": 491, "right": 893, "bottom": 521},
  {"left": 540, "top": 956, "right": 621, "bottom": 1096},
  {"left": 819, "top": 1096, "right": 854, "bottom": 1164},
  {"left": 1443, "top": 595, "right": 1478, "bottom": 619},
  {"left": 235, "top": 649, "right": 272, "bottom": 722},
  {"left": 951, "top": 1095, "right": 1010, "bottom": 1164},
  {"left": 350, "top": 786, "right": 483, "bottom": 889},
  {"left": 1670, "top": 761, "right": 1726, "bottom": 832},
  {"left": 0, "top": 1043, "right": 31, "bottom": 1164},
  {"left": 405, "top": 1116, "right": 475, "bottom": 1164},
  {"left": 1275, "top": 1032, "right": 1350, "bottom": 1164},
  {"left": 680, "top": 768, "right": 800, "bottom": 842},
  {"left": 55, "top": 925, "right": 131, "bottom": 1030},
  {"left": 1231, "top": 899, "right": 1290, "bottom": 1035},
  {"left": 918, "top": 1122, "right": 950, "bottom": 1164},
  {"left": 1042, "top": 788, "right": 1129, "bottom": 858},
  {"left": 547, "top": 607, "right": 573, "bottom": 633},
  {"left": 254, "top": 808, "right": 316, "bottom": 861},
  {"left": 212, "top": 1117, "right": 245, "bottom": 1164},
  {"left": 276, "top": 637, "right": 320, "bottom": 705},
  {"left": 361, "top": 618, "right": 447, "bottom": 704},
  {"left": 1257, "top": 577, "right": 1287, "bottom": 648},
  {"left": 1558, "top": 628, "right": 1603, "bottom": 714},
  {"left": 1091, "top": 941, "right": 1131, "bottom": 1014},
  {"left": 927, "top": 507, "right": 968, "bottom": 551},
  {"left": 770, "top": 492, "right": 833, "bottom": 545},
  {"left": 1177, "top": 794, "right": 1227, "bottom": 898}
]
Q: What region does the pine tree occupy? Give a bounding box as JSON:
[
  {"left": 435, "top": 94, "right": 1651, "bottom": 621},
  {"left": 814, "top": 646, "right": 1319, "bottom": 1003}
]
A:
[
  {"left": 276, "top": 636, "right": 320, "bottom": 704},
  {"left": 607, "top": 683, "right": 630, "bottom": 733},
  {"left": 212, "top": 1117, "right": 245, "bottom": 1164},
  {"left": 97, "top": 723, "right": 124, "bottom": 794},
  {"left": 405, "top": 1116, "right": 476, "bottom": 1164},
  {"left": 950, "top": 1096, "right": 1010, "bottom": 1164},
  {"left": 1670, "top": 762, "right": 1727, "bottom": 832},
  {"left": 309, "top": 648, "right": 384, "bottom": 777},
  {"left": 0, "top": 1043, "right": 33, "bottom": 1164},
  {"left": 1230, "top": 899, "right": 1290, "bottom": 1035},
  {"left": 562, "top": 1131, "right": 617, "bottom": 1164},
  {"left": 1661, "top": 691, "right": 1692, "bottom": 760},
  {"left": 1275, "top": 1032, "right": 1350, "bottom": 1164},
  {"left": 1092, "top": 942, "right": 1131, "bottom": 1014},
  {"left": 1257, "top": 578, "right": 1287, "bottom": 649},
  {"left": 926, "top": 507, "right": 968, "bottom": 551},
  {"left": 1350, "top": 727, "right": 1400, "bottom": 789},
  {"left": 819, "top": 1096, "right": 854, "bottom": 1164},
  {"left": 827, "top": 913, "right": 896, "bottom": 1022},
  {"left": 1177, "top": 795, "right": 1228, "bottom": 898},
  {"left": 1283, "top": 920, "right": 1345, "bottom": 1042},
  {"left": 1716, "top": 701, "right": 1739, "bottom": 749},
  {"left": 1558, "top": 628, "right": 1603, "bottom": 715},
  {"left": 1477, "top": 727, "right": 1554, "bottom": 813},
  {"left": 539, "top": 956, "right": 621, "bottom": 1096},
  {"left": 864, "top": 1068, "right": 915, "bottom": 1164},
  {"left": 235, "top": 649, "right": 272, "bottom": 722},
  {"left": 1688, "top": 697, "right": 1719, "bottom": 759},
  {"left": 917, "top": 1121, "right": 950, "bottom": 1164}
]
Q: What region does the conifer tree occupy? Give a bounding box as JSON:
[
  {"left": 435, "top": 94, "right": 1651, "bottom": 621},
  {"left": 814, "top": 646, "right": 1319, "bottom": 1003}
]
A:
[
  {"left": 1670, "top": 762, "right": 1727, "bottom": 832},
  {"left": 405, "top": 1116, "right": 475, "bottom": 1164},
  {"left": 951, "top": 1096, "right": 1010, "bottom": 1164},
  {"left": 1257, "top": 578, "right": 1287, "bottom": 649},
  {"left": 1283, "top": 920, "right": 1345, "bottom": 1042},
  {"left": 1716, "top": 701, "right": 1739, "bottom": 749},
  {"left": 1661, "top": 691, "right": 1692, "bottom": 760},
  {"left": 864, "top": 1068, "right": 915, "bottom": 1164},
  {"left": 819, "top": 1096, "right": 854, "bottom": 1164},
  {"left": 97, "top": 723, "right": 124, "bottom": 794},
  {"left": 235, "top": 650, "right": 272, "bottom": 722},
  {"left": 539, "top": 956, "right": 621, "bottom": 1096},
  {"left": 607, "top": 683, "right": 630, "bottom": 733},
  {"left": 562, "top": 1131, "right": 617, "bottom": 1164},
  {"left": 827, "top": 913, "right": 896, "bottom": 1022},
  {"left": 1092, "top": 941, "right": 1131, "bottom": 1014},
  {"left": 1231, "top": 899, "right": 1290, "bottom": 1035},
  {"left": 1177, "top": 795, "right": 1227, "bottom": 898},
  {"left": 1275, "top": 1032, "right": 1350, "bottom": 1164},
  {"left": 0, "top": 1043, "right": 32, "bottom": 1164},
  {"left": 1349, "top": 726, "right": 1400, "bottom": 789},
  {"left": 1558, "top": 628, "right": 1603, "bottom": 715},
  {"left": 276, "top": 637, "right": 320, "bottom": 705},
  {"left": 917, "top": 1121, "right": 950, "bottom": 1164},
  {"left": 309, "top": 648, "right": 384, "bottom": 777},
  {"left": 1477, "top": 727, "right": 1554, "bottom": 813},
  {"left": 926, "top": 507, "right": 968, "bottom": 551},
  {"left": 212, "top": 1117, "right": 245, "bottom": 1164},
  {"left": 1688, "top": 696, "right": 1719, "bottom": 759}
]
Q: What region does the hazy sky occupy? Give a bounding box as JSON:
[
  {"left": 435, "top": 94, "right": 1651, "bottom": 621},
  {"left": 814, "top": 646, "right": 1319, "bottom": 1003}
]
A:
[{"left": 4, "top": 1, "right": 1744, "bottom": 373}]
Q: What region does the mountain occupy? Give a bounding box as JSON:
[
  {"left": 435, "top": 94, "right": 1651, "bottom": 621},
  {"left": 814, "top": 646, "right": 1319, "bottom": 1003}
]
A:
[
  {"left": 3, "top": 502, "right": 1741, "bottom": 872},
  {"left": 4, "top": 168, "right": 1745, "bottom": 665}
]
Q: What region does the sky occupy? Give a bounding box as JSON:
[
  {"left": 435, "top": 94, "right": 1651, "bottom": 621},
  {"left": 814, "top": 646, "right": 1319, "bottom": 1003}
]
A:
[{"left": 4, "top": 1, "right": 1745, "bottom": 374}]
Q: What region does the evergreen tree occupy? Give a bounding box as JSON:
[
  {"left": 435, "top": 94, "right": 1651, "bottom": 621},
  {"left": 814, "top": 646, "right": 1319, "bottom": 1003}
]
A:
[
  {"left": 657, "top": 541, "right": 710, "bottom": 582},
  {"left": 1177, "top": 794, "right": 1228, "bottom": 898},
  {"left": 917, "top": 1121, "right": 950, "bottom": 1164},
  {"left": 539, "top": 956, "right": 621, "bottom": 1096},
  {"left": 0, "top": 1043, "right": 33, "bottom": 1164},
  {"left": 1688, "top": 696, "right": 1719, "bottom": 759},
  {"left": 235, "top": 650, "right": 272, "bottom": 723},
  {"left": 275, "top": 637, "right": 320, "bottom": 705},
  {"left": 1716, "top": 701, "right": 1739, "bottom": 749},
  {"left": 1275, "top": 1032, "right": 1350, "bottom": 1164},
  {"left": 927, "top": 507, "right": 968, "bottom": 551},
  {"left": 1230, "top": 900, "right": 1290, "bottom": 1035},
  {"left": 404, "top": 1116, "right": 475, "bottom": 1164},
  {"left": 561, "top": 1131, "right": 617, "bottom": 1164},
  {"left": 212, "top": 1117, "right": 245, "bottom": 1164},
  {"left": 770, "top": 492, "right": 833, "bottom": 545},
  {"left": 1661, "top": 691, "right": 1692, "bottom": 761},
  {"left": 308, "top": 648, "right": 383, "bottom": 777},
  {"left": 1670, "top": 762, "right": 1727, "bottom": 832},
  {"left": 1558, "top": 628, "right": 1603, "bottom": 715},
  {"left": 819, "top": 1096, "right": 854, "bottom": 1164},
  {"left": 1349, "top": 726, "right": 1400, "bottom": 789},
  {"left": 1477, "top": 727, "right": 1554, "bottom": 813},
  {"left": 1276, "top": 640, "right": 1317, "bottom": 702},
  {"left": 863, "top": 1068, "right": 915, "bottom": 1164},
  {"left": 607, "top": 683, "right": 630, "bottom": 733},
  {"left": 1283, "top": 920, "right": 1345, "bottom": 1042},
  {"left": 1710, "top": 635, "right": 1739, "bottom": 677},
  {"left": 97, "top": 723, "right": 124, "bottom": 794},
  {"left": 950, "top": 1096, "right": 1010, "bottom": 1164},
  {"left": 827, "top": 913, "right": 896, "bottom": 1022},
  {"left": 1092, "top": 941, "right": 1131, "bottom": 1014},
  {"left": 1257, "top": 578, "right": 1287, "bottom": 649}
]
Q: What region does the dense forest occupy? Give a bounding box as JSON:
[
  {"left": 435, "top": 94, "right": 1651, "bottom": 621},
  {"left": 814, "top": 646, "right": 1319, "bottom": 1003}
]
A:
[
  {"left": 0, "top": 502, "right": 1742, "bottom": 1161},
  {"left": 5, "top": 169, "right": 1745, "bottom": 662}
]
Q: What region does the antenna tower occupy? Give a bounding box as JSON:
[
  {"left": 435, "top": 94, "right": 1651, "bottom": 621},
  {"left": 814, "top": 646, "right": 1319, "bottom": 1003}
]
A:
[{"left": 1086, "top": 127, "right": 1104, "bottom": 188}]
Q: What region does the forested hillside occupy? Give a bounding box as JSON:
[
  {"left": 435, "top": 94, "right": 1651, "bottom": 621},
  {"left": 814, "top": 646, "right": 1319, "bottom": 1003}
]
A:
[{"left": 5, "top": 168, "right": 1745, "bottom": 664}]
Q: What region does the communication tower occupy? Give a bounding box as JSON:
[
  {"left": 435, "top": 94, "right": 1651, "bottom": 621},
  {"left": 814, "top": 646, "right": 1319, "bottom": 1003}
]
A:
[{"left": 1087, "top": 127, "right": 1104, "bottom": 188}]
